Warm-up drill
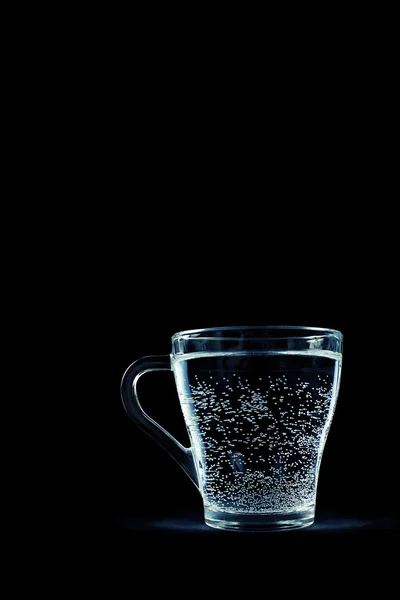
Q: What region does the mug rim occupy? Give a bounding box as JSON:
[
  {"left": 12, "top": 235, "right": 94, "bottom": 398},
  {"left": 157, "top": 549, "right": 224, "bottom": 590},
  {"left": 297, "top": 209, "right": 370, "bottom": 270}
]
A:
[{"left": 171, "top": 325, "right": 343, "bottom": 342}]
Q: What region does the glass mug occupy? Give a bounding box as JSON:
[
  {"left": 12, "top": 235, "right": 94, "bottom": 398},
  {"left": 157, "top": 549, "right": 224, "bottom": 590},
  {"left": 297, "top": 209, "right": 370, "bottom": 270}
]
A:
[{"left": 120, "top": 326, "right": 343, "bottom": 531}]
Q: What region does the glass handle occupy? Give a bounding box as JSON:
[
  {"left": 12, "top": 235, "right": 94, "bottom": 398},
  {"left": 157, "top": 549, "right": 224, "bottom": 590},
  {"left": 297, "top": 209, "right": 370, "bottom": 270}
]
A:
[{"left": 120, "top": 355, "right": 199, "bottom": 490}]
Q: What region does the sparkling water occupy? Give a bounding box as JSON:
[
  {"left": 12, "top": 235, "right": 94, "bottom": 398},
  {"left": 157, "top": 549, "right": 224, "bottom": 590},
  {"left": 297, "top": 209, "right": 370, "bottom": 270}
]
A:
[{"left": 173, "top": 350, "right": 341, "bottom": 525}]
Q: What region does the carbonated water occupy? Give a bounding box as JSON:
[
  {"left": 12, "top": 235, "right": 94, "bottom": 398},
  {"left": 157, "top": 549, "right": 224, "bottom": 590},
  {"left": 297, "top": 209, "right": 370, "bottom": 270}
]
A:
[{"left": 173, "top": 350, "right": 341, "bottom": 521}]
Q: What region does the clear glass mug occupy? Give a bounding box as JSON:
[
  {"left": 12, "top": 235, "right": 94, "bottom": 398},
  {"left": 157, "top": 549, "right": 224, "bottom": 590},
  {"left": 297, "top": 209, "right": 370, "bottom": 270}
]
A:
[{"left": 120, "top": 326, "right": 343, "bottom": 531}]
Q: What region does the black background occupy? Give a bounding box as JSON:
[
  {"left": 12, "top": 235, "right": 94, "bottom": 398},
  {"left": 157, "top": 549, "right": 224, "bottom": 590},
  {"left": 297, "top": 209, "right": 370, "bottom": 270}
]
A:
[
  {"left": 24, "top": 12, "right": 397, "bottom": 592},
  {"left": 89, "top": 35, "right": 398, "bottom": 584}
]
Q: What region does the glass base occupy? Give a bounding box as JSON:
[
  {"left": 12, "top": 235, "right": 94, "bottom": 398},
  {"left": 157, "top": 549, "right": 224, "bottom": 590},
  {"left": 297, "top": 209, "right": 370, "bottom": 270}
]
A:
[{"left": 204, "top": 506, "right": 315, "bottom": 532}]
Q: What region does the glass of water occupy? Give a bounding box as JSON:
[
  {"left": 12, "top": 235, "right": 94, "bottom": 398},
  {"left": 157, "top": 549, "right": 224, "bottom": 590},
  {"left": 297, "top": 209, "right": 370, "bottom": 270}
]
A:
[{"left": 120, "top": 326, "right": 343, "bottom": 531}]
